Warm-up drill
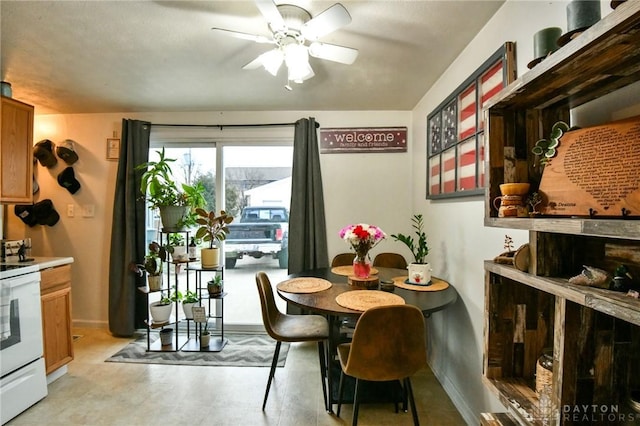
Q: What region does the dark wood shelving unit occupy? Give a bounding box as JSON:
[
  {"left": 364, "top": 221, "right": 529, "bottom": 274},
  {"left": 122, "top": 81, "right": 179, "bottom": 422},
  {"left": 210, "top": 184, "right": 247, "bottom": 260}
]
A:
[{"left": 482, "top": 3, "right": 640, "bottom": 424}]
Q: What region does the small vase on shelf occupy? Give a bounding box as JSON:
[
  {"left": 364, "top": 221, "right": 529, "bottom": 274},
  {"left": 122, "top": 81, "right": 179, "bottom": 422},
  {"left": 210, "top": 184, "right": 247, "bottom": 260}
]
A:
[{"left": 353, "top": 253, "right": 372, "bottom": 278}]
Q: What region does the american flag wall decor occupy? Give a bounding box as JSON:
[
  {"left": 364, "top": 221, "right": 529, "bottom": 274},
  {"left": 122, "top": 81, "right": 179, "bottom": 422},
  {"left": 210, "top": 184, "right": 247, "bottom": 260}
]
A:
[{"left": 426, "top": 42, "right": 516, "bottom": 199}]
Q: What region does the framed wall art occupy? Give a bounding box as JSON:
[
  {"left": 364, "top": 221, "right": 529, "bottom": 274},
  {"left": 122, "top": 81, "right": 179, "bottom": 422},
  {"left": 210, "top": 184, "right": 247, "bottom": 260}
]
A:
[{"left": 427, "top": 42, "right": 516, "bottom": 199}]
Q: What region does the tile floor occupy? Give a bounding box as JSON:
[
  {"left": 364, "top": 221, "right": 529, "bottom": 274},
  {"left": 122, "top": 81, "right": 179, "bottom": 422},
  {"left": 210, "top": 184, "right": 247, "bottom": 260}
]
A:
[{"left": 7, "top": 328, "right": 465, "bottom": 426}]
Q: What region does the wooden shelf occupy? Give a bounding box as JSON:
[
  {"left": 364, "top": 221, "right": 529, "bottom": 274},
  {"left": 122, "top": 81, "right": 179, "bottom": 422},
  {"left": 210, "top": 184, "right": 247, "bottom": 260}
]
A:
[
  {"left": 482, "top": 377, "right": 540, "bottom": 425},
  {"left": 484, "top": 217, "right": 640, "bottom": 240},
  {"left": 486, "top": 1, "right": 640, "bottom": 112},
  {"left": 486, "top": 261, "right": 640, "bottom": 327}
]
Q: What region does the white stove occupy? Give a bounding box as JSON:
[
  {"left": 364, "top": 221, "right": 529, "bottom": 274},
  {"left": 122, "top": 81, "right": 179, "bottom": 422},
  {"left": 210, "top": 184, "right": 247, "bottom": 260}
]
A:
[
  {"left": 0, "top": 262, "right": 39, "bottom": 280},
  {"left": 0, "top": 261, "right": 47, "bottom": 424}
]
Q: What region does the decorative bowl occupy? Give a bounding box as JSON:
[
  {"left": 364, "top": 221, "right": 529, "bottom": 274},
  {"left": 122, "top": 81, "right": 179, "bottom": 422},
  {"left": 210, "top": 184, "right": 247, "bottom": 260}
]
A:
[{"left": 499, "top": 183, "right": 530, "bottom": 196}]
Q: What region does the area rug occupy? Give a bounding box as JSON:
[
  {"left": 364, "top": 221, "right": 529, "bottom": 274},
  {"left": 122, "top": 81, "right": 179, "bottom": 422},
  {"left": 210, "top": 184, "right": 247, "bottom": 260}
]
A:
[{"left": 105, "top": 332, "right": 288, "bottom": 367}]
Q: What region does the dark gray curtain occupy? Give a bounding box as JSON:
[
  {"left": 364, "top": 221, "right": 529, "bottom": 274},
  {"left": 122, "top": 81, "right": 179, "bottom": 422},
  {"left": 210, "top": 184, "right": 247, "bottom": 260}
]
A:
[
  {"left": 288, "top": 117, "right": 328, "bottom": 274},
  {"left": 108, "top": 119, "right": 150, "bottom": 336}
]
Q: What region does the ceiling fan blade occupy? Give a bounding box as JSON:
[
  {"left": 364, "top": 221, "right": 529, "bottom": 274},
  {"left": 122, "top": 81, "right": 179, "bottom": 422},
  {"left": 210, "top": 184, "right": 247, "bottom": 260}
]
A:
[
  {"left": 308, "top": 42, "right": 358, "bottom": 65},
  {"left": 301, "top": 3, "right": 352, "bottom": 40},
  {"left": 211, "top": 28, "right": 274, "bottom": 44},
  {"left": 254, "top": 0, "right": 286, "bottom": 33}
]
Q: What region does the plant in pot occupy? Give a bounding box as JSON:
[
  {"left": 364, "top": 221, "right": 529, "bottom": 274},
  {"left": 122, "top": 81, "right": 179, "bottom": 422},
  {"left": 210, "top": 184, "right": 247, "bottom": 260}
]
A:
[
  {"left": 149, "top": 293, "right": 172, "bottom": 324},
  {"left": 166, "top": 233, "right": 187, "bottom": 262},
  {"left": 136, "top": 148, "right": 207, "bottom": 232},
  {"left": 200, "top": 321, "right": 211, "bottom": 348},
  {"left": 129, "top": 241, "right": 168, "bottom": 291},
  {"left": 207, "top": 274, "right": 223, "bottom": 297},
  {"left": 390, "top": 214, "right": 431, "bottom": 285},
  {"left": 195, "top": 209, "right": 234, "bottom": 268},
  {"left": 182, "top": 289, "right": 199, "bottom": 319}
]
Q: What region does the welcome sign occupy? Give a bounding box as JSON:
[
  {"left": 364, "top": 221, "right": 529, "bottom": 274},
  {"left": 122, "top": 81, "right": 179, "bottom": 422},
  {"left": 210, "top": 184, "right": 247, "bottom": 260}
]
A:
[{"left": 320, "top": 127, "right": 407, "bottom": 153}]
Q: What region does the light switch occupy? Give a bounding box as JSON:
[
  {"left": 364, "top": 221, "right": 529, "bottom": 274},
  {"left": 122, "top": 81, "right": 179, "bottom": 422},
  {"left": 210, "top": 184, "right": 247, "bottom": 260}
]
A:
[
  {"left": 67, "top": 204, "right": 74, "bottom": 217},
  {"left": 82, "top": 204, "right": 95, "bottom": 217}
]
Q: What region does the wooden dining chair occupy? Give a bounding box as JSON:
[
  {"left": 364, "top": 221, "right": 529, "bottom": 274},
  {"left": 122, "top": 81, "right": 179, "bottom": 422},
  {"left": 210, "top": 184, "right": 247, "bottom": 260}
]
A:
[
  {"left": 373, "top": 252, "right": 408, "bottom": 269},
  {"left": 255, "top": 272, "right": 330, "bottom": 411},
  {"left": 336, "top": 304, "right": 427, "bottom": 426},
  {"left": 332, "top": 252, "right": 356, "bottom": 267}
]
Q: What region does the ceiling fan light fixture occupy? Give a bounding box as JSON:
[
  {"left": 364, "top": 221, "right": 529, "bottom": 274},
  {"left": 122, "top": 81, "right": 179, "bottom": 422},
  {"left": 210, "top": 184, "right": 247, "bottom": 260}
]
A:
[
  {"left": 260, "top": 48, "right": 284, "bottom": 76},
  {"left": 284, "top": 43, "right": 313, "bottom": 82}
]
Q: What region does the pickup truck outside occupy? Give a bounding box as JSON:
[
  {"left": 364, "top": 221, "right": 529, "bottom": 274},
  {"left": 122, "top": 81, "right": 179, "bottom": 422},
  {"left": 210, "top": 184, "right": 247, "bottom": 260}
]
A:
[{"left": 224, "top": 206, "right": 289, "bottom": 269}]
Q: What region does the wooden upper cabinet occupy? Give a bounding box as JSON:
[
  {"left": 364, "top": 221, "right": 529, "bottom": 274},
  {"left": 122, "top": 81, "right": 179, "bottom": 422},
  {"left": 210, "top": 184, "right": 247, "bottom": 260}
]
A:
[{"left": 1, "top": 96, "right": 34, "bottom": 203}]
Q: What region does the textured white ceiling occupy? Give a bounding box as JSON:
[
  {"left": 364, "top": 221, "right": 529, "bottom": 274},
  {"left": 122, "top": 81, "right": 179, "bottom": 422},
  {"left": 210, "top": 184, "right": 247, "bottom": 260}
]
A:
[{"left": 1, "top": 1, "right": 504, "bottom": 114}]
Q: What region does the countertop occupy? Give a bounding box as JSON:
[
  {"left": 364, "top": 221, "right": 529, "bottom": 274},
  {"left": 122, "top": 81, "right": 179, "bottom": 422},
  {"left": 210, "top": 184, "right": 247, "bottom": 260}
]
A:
[{"left": 1, "top": 256, "right": 74, "bottom": 269}]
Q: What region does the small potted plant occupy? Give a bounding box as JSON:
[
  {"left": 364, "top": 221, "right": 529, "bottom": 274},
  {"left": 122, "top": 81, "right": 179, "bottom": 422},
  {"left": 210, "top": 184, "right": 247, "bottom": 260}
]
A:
[
  {"left": 390, "top": 214, "right": 431, "bottom": 285},
  {"left": 200, "top": 321, "right": 211, "bottom": 348},
  {"left": 182, "top": 289, "right": 199, "bottom": 319},
  {"left": 150, "top": 293, "right": 172, "bottom": 324},
  {"left": 159, "top": 327, "right": 174, "bottom": 346},
  {"left": 207, "top": 274, "right": 223, "bottom": 297},
  {"left": 166, "top": 233, "right": 187, "bottom": 262},
  {"left": 195, "top": 209, "right": 234, "bottom": 268},
  {"left": 129, "top": 241, "right": 167, "bottom": 291}
]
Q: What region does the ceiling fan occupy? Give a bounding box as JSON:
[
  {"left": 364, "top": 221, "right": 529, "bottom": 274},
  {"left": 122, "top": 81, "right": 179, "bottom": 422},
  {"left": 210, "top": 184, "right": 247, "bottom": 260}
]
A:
[{"left": 212, "top": 0, "right": 358, "bottom": 89}]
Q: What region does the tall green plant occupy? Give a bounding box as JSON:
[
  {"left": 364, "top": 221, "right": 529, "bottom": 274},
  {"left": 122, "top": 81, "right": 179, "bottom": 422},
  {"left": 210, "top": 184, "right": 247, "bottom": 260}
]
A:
[
  {"left": 135, "top": 148, "right": 206, "bottom": 211},
  {"left": 390, "top": 214, "right": 429, "bottom": 264}
]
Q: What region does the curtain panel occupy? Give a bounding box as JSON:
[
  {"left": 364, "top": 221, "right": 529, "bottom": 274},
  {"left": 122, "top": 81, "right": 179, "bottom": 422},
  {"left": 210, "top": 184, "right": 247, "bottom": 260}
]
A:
[
  {"left": 108, "top": 119, "right": 150, "bottom": 336},
  {"left": 288, "top": 117, "right": 328, "bottom": 275}
]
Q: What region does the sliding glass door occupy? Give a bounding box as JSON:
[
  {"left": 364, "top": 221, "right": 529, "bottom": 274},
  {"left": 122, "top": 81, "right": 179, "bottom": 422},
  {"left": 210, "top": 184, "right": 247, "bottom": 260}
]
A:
[{"left": 146, "top": 141, "right": 292, "bottom": 326}]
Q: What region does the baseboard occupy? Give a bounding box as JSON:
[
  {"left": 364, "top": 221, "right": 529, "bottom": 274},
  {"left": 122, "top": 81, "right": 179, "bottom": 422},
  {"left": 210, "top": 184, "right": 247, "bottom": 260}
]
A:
[{"left": 429, "top": 361, "right": 476, "bottom": 425}]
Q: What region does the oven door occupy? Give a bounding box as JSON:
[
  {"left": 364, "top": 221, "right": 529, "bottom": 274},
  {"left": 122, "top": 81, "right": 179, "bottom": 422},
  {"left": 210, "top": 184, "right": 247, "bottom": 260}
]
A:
[{"left": 1, "top": 270, "right": 43, "bottom": 377}]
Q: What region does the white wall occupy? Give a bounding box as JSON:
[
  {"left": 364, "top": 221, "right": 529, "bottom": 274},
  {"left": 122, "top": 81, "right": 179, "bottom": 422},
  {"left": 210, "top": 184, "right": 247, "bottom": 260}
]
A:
[{"left": 6, "top": 109, "right": 413, "bottom": 328}]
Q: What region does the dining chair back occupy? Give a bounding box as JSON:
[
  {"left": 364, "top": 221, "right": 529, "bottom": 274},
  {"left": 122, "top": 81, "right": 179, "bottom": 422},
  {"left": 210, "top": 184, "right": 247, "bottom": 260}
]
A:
[
  {"left": 255, "top": 272, "right": 330, "bottom": 411},
  {"left": 336, "top": 304, "right": 426, "bottom": 425},
  {"left": 331, "top": 252, "right": 356, "bottom": 267},
  {"left": 373, "top": 252, "right": 408, "bottom": 270}
]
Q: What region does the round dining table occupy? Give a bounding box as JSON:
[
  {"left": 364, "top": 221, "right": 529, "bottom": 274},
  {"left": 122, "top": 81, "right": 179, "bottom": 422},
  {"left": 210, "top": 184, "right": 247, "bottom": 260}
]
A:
[
  {"left": 276, "top": 266, "right": 457, "bottom": 412},
  {"left": 277, "top": 267, "right": 457, "bottom": 317}
]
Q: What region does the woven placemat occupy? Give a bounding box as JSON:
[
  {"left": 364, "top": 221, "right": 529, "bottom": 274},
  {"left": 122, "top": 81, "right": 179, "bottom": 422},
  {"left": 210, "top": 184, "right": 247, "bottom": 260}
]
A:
[
  {"left": 335, "top": 290, "right": 405, "bottom": 311},
  {"left": 392, "top": 276, "right": 450, "bottom": 292},
  {"left": 276, "top": 277, "right": 332, "bottom": 293},
  {"left": 331, "top": 265, "right": 379, "bottom": 276}
]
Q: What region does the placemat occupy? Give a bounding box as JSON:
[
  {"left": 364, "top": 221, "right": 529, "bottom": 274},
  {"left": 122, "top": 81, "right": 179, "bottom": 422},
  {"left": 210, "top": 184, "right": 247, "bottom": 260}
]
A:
[
  {"left": 276, "top": 277, "right": 332, "bottom": 293},
  {"left": 392, "top": 276, "right": 450, "bottom": 292},
  {"left": 331, "top": 265, "right": 379, "bottom": 276},
  {"left": 335, "top": 290, "right": 405, "bottom": 311}
]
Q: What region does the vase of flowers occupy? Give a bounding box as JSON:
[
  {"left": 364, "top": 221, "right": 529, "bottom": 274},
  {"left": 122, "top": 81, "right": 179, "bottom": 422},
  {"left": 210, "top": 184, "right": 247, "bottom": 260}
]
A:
[{"left": 339, "top": 223, "right": 386, "bottom": 278}]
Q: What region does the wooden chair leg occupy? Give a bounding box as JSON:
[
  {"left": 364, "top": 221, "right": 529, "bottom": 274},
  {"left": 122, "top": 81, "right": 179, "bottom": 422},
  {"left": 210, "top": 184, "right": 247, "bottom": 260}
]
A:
[
  {"left": 262, "top": 340, "right": 282, "bottom": 410},
  {"left": 337, "top": 370, "right": 346, "bottom": 417},
  {"left": 404, "top": 377, "right": 420, "bottom": 426},
  {"left": 352, "top": 378, "right": 361, "bottom": 426},
  {"left": 317, "top": 341, "right": 329, "bottom": 412}
]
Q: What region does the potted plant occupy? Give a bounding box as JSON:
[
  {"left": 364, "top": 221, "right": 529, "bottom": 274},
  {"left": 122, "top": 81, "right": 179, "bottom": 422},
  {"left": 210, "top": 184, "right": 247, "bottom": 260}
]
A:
[
  {"left": 159, "top": 327, "right": 174, "bottom": 346},
  {"left": 200, "top": 321, "right": 211, "bottom": 348},
  {"left": 166, "top": 233, "right": 187, "bottom": 262},
  {"left": 129, "top": 241, "right": 167, "bottom": 291},
  {"left": 182, "top": 289, "right": 199, "bottom": 319},
  {"left": 390, "top": 214, "right": 431, "bottom": 285},
  {"left": 136, "top": 148, "right": 206, "bottom": 232},
  {"left": 150, "top": 294, "right": 172, "bottom": 324},
  {"left": 195, "top": 209, "right": 234, "bottom": 268},
  {"left": 207, "top": 274, "right": 223, "bottom": 297}
]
